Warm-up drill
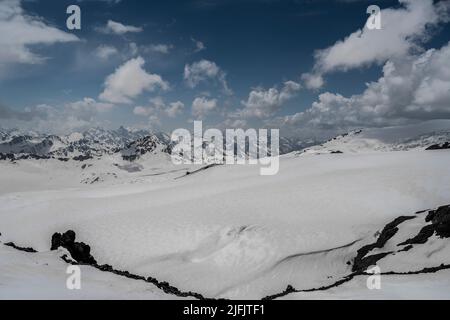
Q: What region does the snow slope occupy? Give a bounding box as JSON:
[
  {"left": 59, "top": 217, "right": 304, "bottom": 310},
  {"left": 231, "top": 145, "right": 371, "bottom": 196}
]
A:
[
  {"left": 0, "top": 245, "right": 179, "bottom": 300},
  {"left": 281, "top": 269, "right": 450, "bottom": 300},
  {"left": 1, "top": 147, "right": 450, "bottom": 299},
  {"left": 299, "top": 120, "right": 450, "bottom": 155}
]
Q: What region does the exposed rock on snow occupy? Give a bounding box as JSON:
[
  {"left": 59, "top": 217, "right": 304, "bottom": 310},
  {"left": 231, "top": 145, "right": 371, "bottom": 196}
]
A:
[
  {"left": 352, "top": 216, "right": 416, "bottom": 272},
  {"left": 399, "top": 225, "right": 436, "bottom": 246},
  {"left": 351, "top": 205, "right": 450, "bottom": 274},
  {"left": 4, "top": 242, "right": 37, "bottom": 253},
  {"left": 120, "top": 135, "right": 167, "bottom": 161},
  {"left": 426, "top": 142, "right": 450, "bottom": 150},
  {"left": 0, "top": 245, "right": 180, "bottom": 300},
  {"left": 51, "top": 230, "right": 97, "bottom": 265},
  {"left": 3, "top": 202, "right": 450, "bottom": 300},
  {"left": 50, "top": 230, "right": 206, "bottom": 299},
  {"left": 264, "top": 205, "right": 450, "bottom": 300},
  {"left": 399, "top": 206, "right": 450, "bottom": 246}
]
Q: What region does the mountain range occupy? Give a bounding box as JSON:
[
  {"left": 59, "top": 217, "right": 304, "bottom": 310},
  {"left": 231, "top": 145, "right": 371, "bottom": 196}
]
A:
[
  {"left": 1, "top": 120, "right": 450, "bottom": 163},
  {"left": 0, "top": 126, "right": 312, "bottom": 162}
]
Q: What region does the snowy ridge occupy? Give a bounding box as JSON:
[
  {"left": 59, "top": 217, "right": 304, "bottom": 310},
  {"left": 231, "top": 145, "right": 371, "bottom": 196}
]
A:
[
  {"left": 0, "top": 126, "right": 312, "bottom": 163},
  {"left": 298, "top": 120, "right": 450, "bottom": 155},
  {"left": 121, "top": 135, "right": 169, "bottom": 161},
  {"left": 0, "top": 127, "right": 161, "bottom": 160},
  {"left": 272, "top": 205, "right": 450, "bottom": 300},
  {"left": 1, "top": 201, "right": 449, "bottom": 300}
]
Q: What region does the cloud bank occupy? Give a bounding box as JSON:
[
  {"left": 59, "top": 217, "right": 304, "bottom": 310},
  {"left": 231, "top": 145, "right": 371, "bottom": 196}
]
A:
[
  {"left": 274, "top": 41, "right": 450, "bottom": 135},
  {"left": 0, "top": 0, "right": 79, "bottom": 67},
  {"left": 302, "top": 0, "right": 450, "bottom": 89}
]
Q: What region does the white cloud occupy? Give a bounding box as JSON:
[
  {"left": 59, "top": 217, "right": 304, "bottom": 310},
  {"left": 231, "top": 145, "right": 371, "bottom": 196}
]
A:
[
  {"left": 68, "top": 97, "right": 115, "bottom": 113},
  {"left": 302, "top": 0, "right": 450, "bottom": 89},
  {"left": 278, "top": 42, "right": 450, "bottom": 132},
  {"left": 222, "top": 118, "right": 248, "bottom": 129},
  {"left": 0, "top": 98, "right": 114, "bottom": 134},
  {"left": 191, "top": 37, "right": 206, "bottom": 53},
  {"left": 125, "top": 43, "right": 174, "bottom": 57},
  {"left": 146, "top": 44, "right": 174, "bottom": 54},
  {"left": 94, "top": 45, "right": 118, "bottom": 59},
  {"left": 148, "top": 96, "right": 165, "bottom": 110},
  {"left": 238, "top": 81, "right": 301, "bottom": 118},
  {"left": 99, "top": 57, "right": 169, "bottom": 104},
  {"left": 192, "top": 97, "right": 218, "bottom": 119},
  {"left": 133, "top": 97, "right": 184, "bottom": 118},
  {"left": 133, "top": 106, "right": 154, "bottom": 117},
  {"left": 184, "top": 59, "right": 232, "bottom": 94},
  {"left": 132, "top": 105, "right": 161, "bottom": 126},
  {"left": 166, "top": 101, "right": 185, "bottom": 117},
  {"left": 147, "top": 115, "right": 161, "bottom": 127},
  {"left": 99, "top": 20, "right": 143, "bottom": 35},
  {"left": 0, "top": 0, "right": 79, "bottom": 66},
  {"left": 301, "top": 73, "right": 324, "bottom": 90},
  {"left": 80, "top": 0, "right": 122, "bottom": 3}
]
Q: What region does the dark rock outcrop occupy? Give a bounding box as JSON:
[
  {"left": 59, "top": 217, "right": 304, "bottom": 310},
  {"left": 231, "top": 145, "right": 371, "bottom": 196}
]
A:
[
  {"left": 352, "top": 216, "right": 415, "bottom": 272},
  {"left": 52, "top": 230, "right": 207, "bottom": 299},
  {"left": 73, "top": 155, "right": 93, "bottom": 162},
  {"left": 4, "top": 242, "right": 37, "bottom": 253},
  {"left": 399, "top": 224, "right": 435, "bottom": 246},
  {"left": 431, "top": 205, "right": 450, "bottom": 238},
  {"left": 0, "top": 153, "right": 15, "bottom": 161},
  {"left": 426, "top": 142, "right": 450, "bottom": 150},
  {"left": 400, "top": 205, "right": 450, "bottom": 245},
  {"left": 51, "top": 230, "right": 97, "bottom": 265}
]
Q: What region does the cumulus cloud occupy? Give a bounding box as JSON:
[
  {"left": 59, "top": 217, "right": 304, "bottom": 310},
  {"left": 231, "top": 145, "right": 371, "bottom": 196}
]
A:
[
  {"left": 276, "top": 42, "right": 450, "bottom": 133},
  {"left": 94, "top": 45, "right": 118, "bottom": 59},
  {"left": 133, "top": 97, "right": 184, "bottom": 119},
  {"left": 146, "top": 44, "right": 174, "bottom": 54},
  {"left": 301, "top": 73, "right": 324, "bottom": 90},
  {"left": 0, "top": 0, "right": 79, "bottom": 66},
  {"left": 192, "top": 97, "right": 218, "bottom": 119},
  {"left": 0, "top": 98, "right": 114, "bottom": 134},
  {"left": 166, "top": 101, "right": 185, "bottom": 117},
  {"left": 100, "top": 57, "right": 169, "bottom": 104},
  {"left": 302, "top": 0, "right": 450, "bottom": 89},
  {"left": 98, "top": 20, "right": 143, "bottom": 35},
  {"left": 133, "top": 105, "right": 153, "bottom": 117},
  {"left": 237, "top": 81, "right": 301, "bottom": 118},
  {"left": 184, "top": 59, "right": 232, "bottom": 95},
  {"left": 220, "top": 118, "right": 248, "bottom": 129},
  {"left": 67, "top": 97, "right": 114, "bottom": 113}
]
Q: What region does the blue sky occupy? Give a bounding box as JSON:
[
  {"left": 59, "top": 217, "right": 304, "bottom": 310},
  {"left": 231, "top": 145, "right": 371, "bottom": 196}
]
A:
[{"left": 0, "top": 0, "right": 449, "bottom": 138}]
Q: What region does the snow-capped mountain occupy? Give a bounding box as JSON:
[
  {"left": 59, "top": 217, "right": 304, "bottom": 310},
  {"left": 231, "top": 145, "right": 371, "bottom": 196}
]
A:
[
  {"left": 0, "top": 134, "right": 66, "bottom": 156},
  {"left": 55, "top": 127, "right": 159, "bottom": 158},
  {"left": 121, "top": 135, "right": 169, "bottom": 161},
  {"left": 0, "top": 129, "right": 11, "bottom": 142},
  {"left": 1, "top": 120, "right": 450, "bottom": 163},
  {"left": 298, "top": 120, "right": 450, "bottom": 155},
  {"left": 279, "top": 136, "right": 318, "bottom": 155},
  {"left": 0, "top": 127, "right": 164, "bottom": 160},
  {"left": 0, "top": 127, "right": 315, "bottom": 162}
]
